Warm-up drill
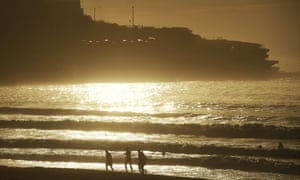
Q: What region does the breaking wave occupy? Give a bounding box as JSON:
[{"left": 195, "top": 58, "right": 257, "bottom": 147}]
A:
[{"left": 0, "top": 120, "right": 299, "bottom": 139}]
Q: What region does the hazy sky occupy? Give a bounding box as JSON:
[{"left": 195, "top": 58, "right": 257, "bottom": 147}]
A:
[{"left": 81, "top": 0, "right": 300, "bottom": 72}]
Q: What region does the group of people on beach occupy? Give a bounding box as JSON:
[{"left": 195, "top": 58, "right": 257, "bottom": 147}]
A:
[{"left": 105, "top": 147, "right": 147, "bottom": 174}]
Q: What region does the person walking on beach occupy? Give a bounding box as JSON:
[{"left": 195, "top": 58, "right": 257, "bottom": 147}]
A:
[
  {"left": 125, "top": 147, "right": 133, "bottom": 172},
  {"left": 137, "top": 149, "right": 147, "bottom": 174},
  {"left": 105, "top": 150, "right": 114, "bottom": 171}
]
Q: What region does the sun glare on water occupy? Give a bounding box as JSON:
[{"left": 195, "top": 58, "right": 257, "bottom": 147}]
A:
[
  {"left": 70, "top": 83, "right": 163, "bottom": 113},
  {"left": 36, "top": 82, "right": 179, "bottom": 140}
]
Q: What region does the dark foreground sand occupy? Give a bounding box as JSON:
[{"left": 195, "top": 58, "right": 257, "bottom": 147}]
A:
[{"left": 0, "top": 166, "right": 206, "bottom": 180}]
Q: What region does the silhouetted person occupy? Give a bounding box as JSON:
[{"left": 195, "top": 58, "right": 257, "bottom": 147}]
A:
[
  {"left": 162, "top": 145, "right": 166, "bottom": 156},
  {"left": 278, "top": 142, "right": 284, "bottom": 149},
  {"left": 125, "top": 147, "right": 133, "bottom": 172},
  {"left": 137, "top": 150, "right": 147, "bottom": 174},
  {"left": 105, "top": 150, "right": 113, "bottom": 171}
]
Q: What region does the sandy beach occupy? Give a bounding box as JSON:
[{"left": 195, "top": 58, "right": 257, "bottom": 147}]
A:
[{"left": 0, "top": 166, "right": 206, "bottom": 180}]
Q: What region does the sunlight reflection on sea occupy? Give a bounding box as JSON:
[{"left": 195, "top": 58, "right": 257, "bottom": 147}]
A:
[{"left": 0, "top": 80, "right": 300, "bottom": 179}]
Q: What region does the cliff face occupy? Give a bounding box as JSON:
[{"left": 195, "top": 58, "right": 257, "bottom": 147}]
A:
[
  {"left": 0, "top": 0, "right": 91, "bottom": 84},
  {"left": 0, "top": 0, "right": 279, "bottom": 84}
]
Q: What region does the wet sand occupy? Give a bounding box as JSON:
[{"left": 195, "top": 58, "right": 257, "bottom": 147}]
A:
[{"left": 0, "top": 166, "right": 206, "bottom": 180}]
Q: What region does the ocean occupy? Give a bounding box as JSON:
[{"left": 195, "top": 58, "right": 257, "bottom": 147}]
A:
[{"left": 0, "top": 78, "right": 299, "bottom": 179}]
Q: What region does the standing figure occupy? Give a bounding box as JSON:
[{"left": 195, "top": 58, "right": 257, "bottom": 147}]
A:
[
  {"left": 105, "top": 150, "right": 114, "bottom": 171},
  {"left": 137, "top": 149, "right": 147, "bottom": 174},
  {"left": 278, "top": 142, "right": 284, "bottom": 149},
  {"left": 162, "top": 145, "right": 166, "bottom": 156},
  {"left": 125, "top": 147, "right": 133, "bottom": 172}
]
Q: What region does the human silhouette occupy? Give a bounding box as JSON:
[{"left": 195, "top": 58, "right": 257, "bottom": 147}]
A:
[
  {"left": 162, "top": 145, "right": 166, "bottom": 156},
  {"left": 278, "top": 142, "right": 284, "bottom": 149},
  {"left": 137, "top": 150, "right": 147, "bottom": 174},
  {"left": 105, "top": 150, "right": 114, "bottom": 171},
  {"left": 125, "top": 147, "right": 133, "bottom": 172}
]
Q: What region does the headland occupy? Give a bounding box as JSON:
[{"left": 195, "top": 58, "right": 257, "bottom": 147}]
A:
[{"left": 0, "top": 0, "right": 280, "bottom": 85}]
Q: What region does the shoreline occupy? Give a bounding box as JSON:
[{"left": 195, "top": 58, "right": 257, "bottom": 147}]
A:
[{"left": 0, "top": 166, "right": 206, "bottom": 180}]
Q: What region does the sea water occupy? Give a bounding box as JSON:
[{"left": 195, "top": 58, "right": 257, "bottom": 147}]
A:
[{"left": 0, "top": 78, "right": 299, "bottom": 179}]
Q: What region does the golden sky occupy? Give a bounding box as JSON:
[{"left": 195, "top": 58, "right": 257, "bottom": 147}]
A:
[{"left": 81, "top": 0, "right": 300, "bottom": 72}]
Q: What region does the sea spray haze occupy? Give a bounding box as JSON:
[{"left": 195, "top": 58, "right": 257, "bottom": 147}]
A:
[{"left": 0, "top": 79, "right": 300, "bottom": 179}]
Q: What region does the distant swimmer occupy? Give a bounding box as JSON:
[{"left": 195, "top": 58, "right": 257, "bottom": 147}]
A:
[
  {"left": 105, "top": 150, "right": 114, "bottom": 171},
  {"left": 137, "top": 149, "right": 147, "bottom": 174},
  {"left": 162, "top": 145, "right": 166, "bottom": 156},
  {"left": 125, "top": 147, "right": 133, "bottom": 172},
  {"left": 278, "top": 142, "right": 284, "bottom": 149}
]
